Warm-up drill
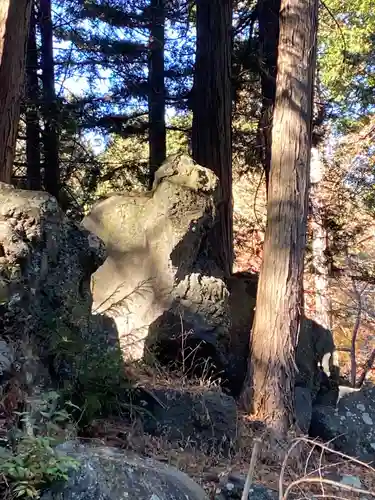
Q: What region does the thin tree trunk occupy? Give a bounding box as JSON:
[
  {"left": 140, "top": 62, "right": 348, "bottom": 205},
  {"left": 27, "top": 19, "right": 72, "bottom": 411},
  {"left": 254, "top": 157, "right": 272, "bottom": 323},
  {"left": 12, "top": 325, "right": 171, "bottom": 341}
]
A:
[
  {"left": 349, "top": 278, "right": 367, "bottom": 387},
  {"left": 26, "top": 2, "right": 41, "bottom": 190},
  {"left": 350, "top": 300, "right": 361, "bottom": 388},
  {"left": 257, "top": 0, "right": 280, "bottom": 192},
  {"left": 310, "top": 147, "right": 330, "bottom": 328},
  {"left": 148, "top": 0, "right": 166, "bottom": 188},
  {"left": 240, "top": 0, "right": 318, "bottom": 435},
  {"left": 40, "top": 0, "right": 59, "bottom": 199},
  {"left": 0, "top": 0, "right": 32, "bottom": 183},
  {"left": 192, "top": 0, "right": 233, "bottom": 277},
  {"left": 357, "top": 348, "right": 375, "bottom": 388},
  {"left": 346, "top": 253, "right": 368, "bottom": 387}
]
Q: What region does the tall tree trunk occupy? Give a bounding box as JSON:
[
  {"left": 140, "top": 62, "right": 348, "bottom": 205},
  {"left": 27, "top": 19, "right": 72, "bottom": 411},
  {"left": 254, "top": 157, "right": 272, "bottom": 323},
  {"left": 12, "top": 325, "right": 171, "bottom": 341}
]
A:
[
  {"left": 310, "top": 147, "right": 330, "bottom": 328},
  {"left": 40, "top": 0, "right": 59, "bottom": 199},
  {"left": 26, "top": 2, "right": 41, "bottom": 190},
  {"left": 148, "top": 0, "right": 166, "bottom": 188},
  {"left": 0, "top": 0, "right": 32, "bottom": 184},
  {"left": 192, "top": 0, "right": 233, "bottom": 276},
  {"left": 240, "top": 0, "right": 318, "bottom": 435},
  {"left": 257, "top": 0, "right": 280, "bottom": 192}
]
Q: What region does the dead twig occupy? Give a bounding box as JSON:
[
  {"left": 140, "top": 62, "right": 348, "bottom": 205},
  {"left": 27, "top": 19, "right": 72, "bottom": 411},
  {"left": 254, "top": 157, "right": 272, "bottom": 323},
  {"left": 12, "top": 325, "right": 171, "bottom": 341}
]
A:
[
  {"left": 280, "top": 436, "right": 375, "bottom": 500},
  {"left": 241, "top": 438, "right": 261, "bottom": 500}
]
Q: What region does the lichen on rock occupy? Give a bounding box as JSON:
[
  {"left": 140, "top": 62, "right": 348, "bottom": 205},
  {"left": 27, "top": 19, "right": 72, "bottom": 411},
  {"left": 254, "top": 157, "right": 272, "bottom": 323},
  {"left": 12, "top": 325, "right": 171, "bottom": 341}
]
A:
[{"left": 0, "top": 182, "right": 106, "bottom": 404}]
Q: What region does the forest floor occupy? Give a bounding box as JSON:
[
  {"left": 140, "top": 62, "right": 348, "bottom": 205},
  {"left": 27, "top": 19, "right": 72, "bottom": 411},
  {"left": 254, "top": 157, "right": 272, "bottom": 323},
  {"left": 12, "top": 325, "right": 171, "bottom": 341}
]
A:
[
  {"left": 82, "top": 368, "right": 375, "bottom": 500},
  {"left": 85, "top": 411, "right": 375, "bottom": 499}
]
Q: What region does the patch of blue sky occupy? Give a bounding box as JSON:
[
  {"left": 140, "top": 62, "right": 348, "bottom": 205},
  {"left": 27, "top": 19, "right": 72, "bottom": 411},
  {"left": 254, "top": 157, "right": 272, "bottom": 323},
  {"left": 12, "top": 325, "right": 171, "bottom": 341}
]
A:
[{"left": 53, "top": 5, "right": 194, "bottom": 152}]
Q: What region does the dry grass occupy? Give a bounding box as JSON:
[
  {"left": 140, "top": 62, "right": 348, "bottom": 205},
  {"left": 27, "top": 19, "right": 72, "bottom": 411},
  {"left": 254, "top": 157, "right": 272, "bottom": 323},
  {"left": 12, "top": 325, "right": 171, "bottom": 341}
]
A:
[
  {"left": 125, "top": 359, "right": 224, "bottom": 398},
  {"left": 82, "top": 403, "right": 375, "bottom": 500},
  {"left": 81, "top": 411, "right": 277, "bottom": 496},
  {"left": 83, "top": 346, "right": 375, "bottom": 500},
  {"left": 125, "top": 328, "right": 226, "bottom": 397}
]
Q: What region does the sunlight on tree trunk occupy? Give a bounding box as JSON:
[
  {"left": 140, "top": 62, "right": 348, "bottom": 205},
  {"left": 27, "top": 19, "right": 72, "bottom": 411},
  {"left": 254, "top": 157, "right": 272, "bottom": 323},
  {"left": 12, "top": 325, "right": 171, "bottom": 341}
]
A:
[
  {"left": 192, "top": 0, "right": 233, "bottom": 276},
  {"left": 0, "top": 0, "right": 32, "bottom": 183},
  {"left": 310, "top": 147, "right": 331, "bottom": 329},
  {"left": 240, "top": 0, "right": 319, "bottom": 435}
]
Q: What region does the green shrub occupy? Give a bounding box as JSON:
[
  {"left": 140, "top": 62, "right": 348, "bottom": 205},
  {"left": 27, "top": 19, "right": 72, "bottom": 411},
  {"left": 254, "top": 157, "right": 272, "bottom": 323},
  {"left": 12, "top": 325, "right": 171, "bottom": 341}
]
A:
[
  {"left": 47, "top": 317, "right": 139, "bottom": 427},
  {"left": 66, "top": 343, "right": 137, "bottom": 426},
  {"left": 0, "top": 392, "right": 79, "bottom": 499}
]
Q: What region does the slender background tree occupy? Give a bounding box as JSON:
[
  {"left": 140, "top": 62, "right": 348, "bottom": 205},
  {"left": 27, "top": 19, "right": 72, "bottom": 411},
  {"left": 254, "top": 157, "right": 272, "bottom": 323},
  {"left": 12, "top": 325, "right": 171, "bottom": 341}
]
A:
[
  {"left": 25, "top": 1, "right": 42, "bottom": 190},
  {"left": 192, "top": 0, "right": 234, "bottom": 276},
  {"left": 40, "top": 0, "right": 60, "bottom": 199},
  {"left": 0, "top": 0, "right": 33, "bottom": 183},
  {"left": 148, "top": 0, "right": 166, "bottom": 187},
  {"left": 257, "top": 0, "right": 280, "bottom": 192}
]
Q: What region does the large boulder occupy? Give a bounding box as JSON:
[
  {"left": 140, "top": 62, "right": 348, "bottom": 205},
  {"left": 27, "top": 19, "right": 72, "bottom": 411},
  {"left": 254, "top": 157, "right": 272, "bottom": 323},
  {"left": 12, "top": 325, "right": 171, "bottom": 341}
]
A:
[
  {"left": 310, "top": 385, "right": 375, "bottom": 461},
  {"left": 0, "top": 183, "right": 105, "bottom": 404},
  {"left": 138, "top": 388, "right": 238, "bottom": 452},
  {"left": 145, "top": 273, "right": 230, "bottom": 377},
  {"left": 82, "top": 155, "right": 230, "bottom": 369},
  {"left": 41, "top": 441, "right": 208, "bottom": 500}
]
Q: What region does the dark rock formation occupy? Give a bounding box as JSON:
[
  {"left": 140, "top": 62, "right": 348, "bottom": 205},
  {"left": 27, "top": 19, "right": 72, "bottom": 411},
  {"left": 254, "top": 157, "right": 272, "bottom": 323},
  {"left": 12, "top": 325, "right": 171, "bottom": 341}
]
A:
[
  {"left": 225, "top": 272, "right": 257, "bottom": 396},
  {"left": 138, "top": 387, "right": 238, "bottom": 452},
  {"left": 0, "top": 182, "right": 105, "bottom": 408},
  {"left": 310, "top": 385, "right": 375, "bottom": 461}
]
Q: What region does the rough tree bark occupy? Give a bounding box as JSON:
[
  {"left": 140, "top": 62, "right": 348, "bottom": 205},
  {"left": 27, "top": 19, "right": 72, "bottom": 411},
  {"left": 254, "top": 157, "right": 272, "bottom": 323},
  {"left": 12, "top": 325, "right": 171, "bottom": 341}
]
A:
[
  {"left": 148, "top": 0, "right": 166, "bottom": 188},
  {"left": 257, "top": 0, "right": 280, "bottom": 192},
  {"left": 40, "top": 0, "right": 60, "bottom": 199},
  {"left": 0, "top": 0, "right": 33, "bottom": 183},
  {"left": 240, "top": 0, "right": 319, "bottom": 435},
  {"left": 192, "top": 0, "right": 233, "bottom": 276},
  {"left": 26, "top": 2, "right": 41, "bottom": 190}
]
